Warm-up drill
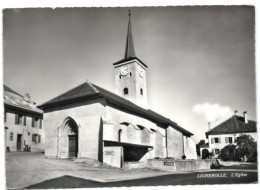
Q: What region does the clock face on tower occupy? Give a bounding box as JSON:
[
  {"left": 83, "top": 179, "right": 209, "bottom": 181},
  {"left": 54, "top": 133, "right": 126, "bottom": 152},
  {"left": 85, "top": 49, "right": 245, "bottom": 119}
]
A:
[
  {"left": 139, "top": 70, "right": 144, "bottom": 78},
  {"left": 120, "top": 66, "right": 130, "bottom": 76},
  {"left": 139, "top": 67, "right": 145, "bottom": 78}
]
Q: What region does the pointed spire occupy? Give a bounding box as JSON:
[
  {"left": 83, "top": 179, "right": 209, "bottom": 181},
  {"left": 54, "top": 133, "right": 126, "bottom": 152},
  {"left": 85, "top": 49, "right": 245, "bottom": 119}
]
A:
[{"left": 124, "top": 10, "right": 136, "bottom": 59}]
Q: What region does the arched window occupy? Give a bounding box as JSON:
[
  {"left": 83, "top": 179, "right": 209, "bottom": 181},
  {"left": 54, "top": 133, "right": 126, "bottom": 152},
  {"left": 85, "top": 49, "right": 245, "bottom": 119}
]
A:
[
  {"left": 140, "top": 88, "right": 143, "bottom": 95},
  {"left": 124, "top": 88, "right": 128, "bottom": 95},
  {"left": 118, "top": 129, "right": 122, "bottom": 142}
]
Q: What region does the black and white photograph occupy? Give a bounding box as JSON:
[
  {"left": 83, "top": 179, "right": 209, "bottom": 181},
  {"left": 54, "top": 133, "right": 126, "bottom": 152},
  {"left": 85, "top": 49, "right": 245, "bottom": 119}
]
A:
[{"left": 1, "top": 2, "right": 258, "bottom": 189}]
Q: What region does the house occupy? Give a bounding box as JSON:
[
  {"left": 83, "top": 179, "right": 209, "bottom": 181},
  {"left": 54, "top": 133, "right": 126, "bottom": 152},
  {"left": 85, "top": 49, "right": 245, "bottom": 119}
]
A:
[
  {"left": 201, "top": 111, "right": 257, "bottom": 158},
  {"left": 4, "top": 85, "right": 44, "bottom": 152},
  {"left": 39, "top": 12, "right": 197, "bottom": 168}
]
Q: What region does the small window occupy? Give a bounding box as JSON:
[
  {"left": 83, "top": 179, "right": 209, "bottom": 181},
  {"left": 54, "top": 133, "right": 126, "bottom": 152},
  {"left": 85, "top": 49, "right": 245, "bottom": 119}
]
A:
[
  {"left": 214, "top": 138, "right": 220, "bottom": 143},
  {"left": 124, "top": 88, "right": 128, "bottom": 95},
  {"left": 4, "top": 111, "right": 7, "bottom": 122},
  {"left": 150, "top": 128, "right": 156, "bottom": 132},
  {"left": 130, "top": 72, "right": 132, "bottom": 77},
  {"left": 120, "top": 122, "right": 129, "bottom": 126},
  {"left": 215, "top": 149, "right": 220, "bottom": 155},
  {"left": 225, "top": 137, "right": 233, "bottom": 144},
  {"left": 15, "top": 114, "right": 23, "bottom": 125},
  {"left": 119, "top": 75, "right": 121, "bottom": 79},
  {"left": 140, "top": 88, "right": 143, "bottom": 95},
  {"left": 10, "top": 132, "right": 13, "bottom": 141},
  {"left": 32, "top": 134, "right": 41, "bottom": 143},
  {"left": 136, "top": 125, "right": 145, "bottom": 130},
  {"left": 35, "top": 118, "right": 39, "bottom": 127},
  {"left": 118, "top": 129, "right": 122, "bottom": 142}
]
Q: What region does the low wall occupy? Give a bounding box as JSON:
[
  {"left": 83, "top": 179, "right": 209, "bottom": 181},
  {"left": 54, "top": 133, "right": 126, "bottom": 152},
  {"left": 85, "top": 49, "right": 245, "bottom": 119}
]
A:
[
  {"left": 147, "top": 159, "right": 217, "bottom": 171},
  {"left": 124, "top": 161, "right": 147, "bottom": 169}
]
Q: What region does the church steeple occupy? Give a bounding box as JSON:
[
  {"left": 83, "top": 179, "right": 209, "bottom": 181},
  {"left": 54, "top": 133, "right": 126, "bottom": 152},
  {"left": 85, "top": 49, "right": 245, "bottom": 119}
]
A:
[
  {"left": 124, "top": 10, "right": 135, "bottom": 59},
  {"left": 113, "top": 10, "right": 148, "bottom": 108}
]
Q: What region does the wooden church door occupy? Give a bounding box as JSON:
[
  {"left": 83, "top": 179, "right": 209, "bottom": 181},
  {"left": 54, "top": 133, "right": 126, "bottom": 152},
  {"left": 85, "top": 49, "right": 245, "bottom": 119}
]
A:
[{"left": 68, "top": 135, "right": 78, "bottom": 158}]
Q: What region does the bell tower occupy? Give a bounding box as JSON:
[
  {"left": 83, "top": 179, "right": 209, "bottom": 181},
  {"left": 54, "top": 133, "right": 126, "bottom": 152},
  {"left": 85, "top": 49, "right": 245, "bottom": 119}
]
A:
[{"left": 113, "top": 10, "right": 148, "bottom": 108}]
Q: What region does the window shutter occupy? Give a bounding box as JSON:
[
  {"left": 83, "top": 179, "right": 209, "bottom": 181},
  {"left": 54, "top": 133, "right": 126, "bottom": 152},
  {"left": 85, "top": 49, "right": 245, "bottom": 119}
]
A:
[
  {"left": 38, "top": 135, "right": 41, "bottom": 143},
  {"left": 225, "top": 137, "right": 228, "bottom": 143},
  {"left": 32, "top": 134, "right": 34, "bottom": 142},
  {"left": 219, "top": 138, "right": 221, "bottom": 143},
  {"left": 32, "top": 118, "right": 35, "bottom": 127},
  {"left": 23, "top": 116, "right": 26, "bottom": 126},
  {"left": 15, "top": 114, "right": 19, "bottom": 124},
  {"left": 39, "top": 119, "right": 42, "bottom": 129},
  {"left": 211, "top": 138, "right": 214, "bottom": 144}
]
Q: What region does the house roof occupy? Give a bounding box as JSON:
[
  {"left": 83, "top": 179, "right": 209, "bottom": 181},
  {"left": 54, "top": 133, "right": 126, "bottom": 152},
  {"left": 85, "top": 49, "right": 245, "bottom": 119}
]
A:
[
  {"left": 39, "top": 82, "right": 193, "bottom": 136},
  {"left": 205, "top": 115, "right": 257, "bottom": 138},
  {"left": 4, "top": 85, "right": 43, "bottom": 115}
]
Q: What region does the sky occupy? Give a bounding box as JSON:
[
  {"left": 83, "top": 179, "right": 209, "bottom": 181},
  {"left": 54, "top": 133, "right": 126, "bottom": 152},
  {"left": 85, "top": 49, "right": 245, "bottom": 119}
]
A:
[{"left": 3, "top": 6, "right": 256, "bottom": 142}]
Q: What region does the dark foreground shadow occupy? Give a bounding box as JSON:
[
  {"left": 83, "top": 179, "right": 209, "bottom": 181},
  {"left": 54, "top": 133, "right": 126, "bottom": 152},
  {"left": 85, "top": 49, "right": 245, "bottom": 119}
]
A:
[{"left": 24, "top": 171, "right": 258, "bottom": 189}]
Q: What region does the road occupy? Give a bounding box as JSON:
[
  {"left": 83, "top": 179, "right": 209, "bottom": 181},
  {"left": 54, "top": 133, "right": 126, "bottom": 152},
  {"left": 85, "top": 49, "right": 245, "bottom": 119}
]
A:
[
  {"left": 5, "top": 152, "right": 258, "bottom": 189},
  {"left": 5, "top": 152, "right": 172, "bottom": 189}
]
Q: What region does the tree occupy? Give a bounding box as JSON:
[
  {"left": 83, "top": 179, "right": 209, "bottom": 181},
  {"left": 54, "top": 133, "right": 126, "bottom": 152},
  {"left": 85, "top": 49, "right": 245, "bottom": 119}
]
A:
[
  {"left": 219, "top": 134, "right": 257, "bottom": 162},
  {"left": 196, "top": 139, "right": 205, "bottom": 156},
  {"left": 236, "top": 134, "right": 257, "bottom": 162}
]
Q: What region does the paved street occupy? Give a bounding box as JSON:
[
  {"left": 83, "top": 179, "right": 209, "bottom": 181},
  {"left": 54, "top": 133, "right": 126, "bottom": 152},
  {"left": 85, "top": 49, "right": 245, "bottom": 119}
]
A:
[
  {"left": 5, "top": 152, "right": 173, "bottom": 189},
  {"left": 5, "top": 152, "right": 258, "bottom": 189}
]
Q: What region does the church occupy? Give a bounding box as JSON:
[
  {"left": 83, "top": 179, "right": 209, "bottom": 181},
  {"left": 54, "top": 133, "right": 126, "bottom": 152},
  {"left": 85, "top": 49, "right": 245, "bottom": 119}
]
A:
[{"left": 39, "top": 12, "right": 197, "bottom": 168}]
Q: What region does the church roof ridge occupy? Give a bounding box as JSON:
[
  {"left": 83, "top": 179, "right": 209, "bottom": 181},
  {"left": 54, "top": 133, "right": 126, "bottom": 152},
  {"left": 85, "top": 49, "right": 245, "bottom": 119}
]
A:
[{"left": 39, "top": 81, "right": 193, "bottom": 137}]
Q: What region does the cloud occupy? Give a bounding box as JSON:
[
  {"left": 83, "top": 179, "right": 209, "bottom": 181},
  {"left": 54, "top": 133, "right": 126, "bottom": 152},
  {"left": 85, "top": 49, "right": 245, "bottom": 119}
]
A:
[{"left": 193, "top": 103, "right": 233, "bottom": 123}]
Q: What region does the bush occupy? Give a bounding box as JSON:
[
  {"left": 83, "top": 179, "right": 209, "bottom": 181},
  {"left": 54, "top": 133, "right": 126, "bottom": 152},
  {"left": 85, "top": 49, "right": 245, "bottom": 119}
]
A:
[{"left": 219, "top": 145, "right": 240, "bottom": 161}]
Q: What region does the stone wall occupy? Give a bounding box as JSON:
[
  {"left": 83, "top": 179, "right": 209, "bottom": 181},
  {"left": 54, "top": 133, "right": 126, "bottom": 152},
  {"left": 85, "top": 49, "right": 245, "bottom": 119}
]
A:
[
  {"left": 43, "top": 98, "right": 106, "bottom": 160},
  {"left": 147, "top": 159, "right": 215, "bottom": 171},
  {"left": 184, "top": 137, "right": 197, "bottom": 159},
  {"left": 166, "top": 127, "right": 184, "bottom": 159}
]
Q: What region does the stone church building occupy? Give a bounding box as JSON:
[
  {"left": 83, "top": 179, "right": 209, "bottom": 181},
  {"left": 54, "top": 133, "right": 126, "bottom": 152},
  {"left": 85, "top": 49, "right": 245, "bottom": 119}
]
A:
[{"left": 39, "top": 12, "right": 196, "bottom": 168}]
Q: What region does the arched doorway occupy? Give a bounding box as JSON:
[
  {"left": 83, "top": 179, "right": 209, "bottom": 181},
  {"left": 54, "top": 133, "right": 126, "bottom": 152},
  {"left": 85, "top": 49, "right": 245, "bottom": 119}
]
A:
[
  {"left": 202, "top": 149, "right": 209, "bottom": 159},
  {"left": 58, "top": 117, "right": 79, "bottom": 158}
]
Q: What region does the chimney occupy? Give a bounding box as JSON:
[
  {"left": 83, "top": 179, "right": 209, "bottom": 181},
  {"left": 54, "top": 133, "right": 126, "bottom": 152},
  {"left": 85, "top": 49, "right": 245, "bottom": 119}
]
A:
[
  {"left": 24, "top": 93, "right": 31, "bottom": 102},
  {"left": 208, "top": 122, "right": 211, "bottom": 131},
  {"left": 234, "top": 110, "right": 238, "bottom": 116},
  {"left": 243, "top": 111, "right": 248, "bottom": 123}
]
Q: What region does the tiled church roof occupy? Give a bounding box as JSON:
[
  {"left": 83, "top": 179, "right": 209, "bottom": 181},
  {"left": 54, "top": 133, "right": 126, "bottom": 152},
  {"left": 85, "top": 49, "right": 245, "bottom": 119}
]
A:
[
  {"left": 39, "top": 82, "right": 193, "bottom": 136},
  {"left": 206, "top": 115, "right": 257, "bottom": 138}
]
